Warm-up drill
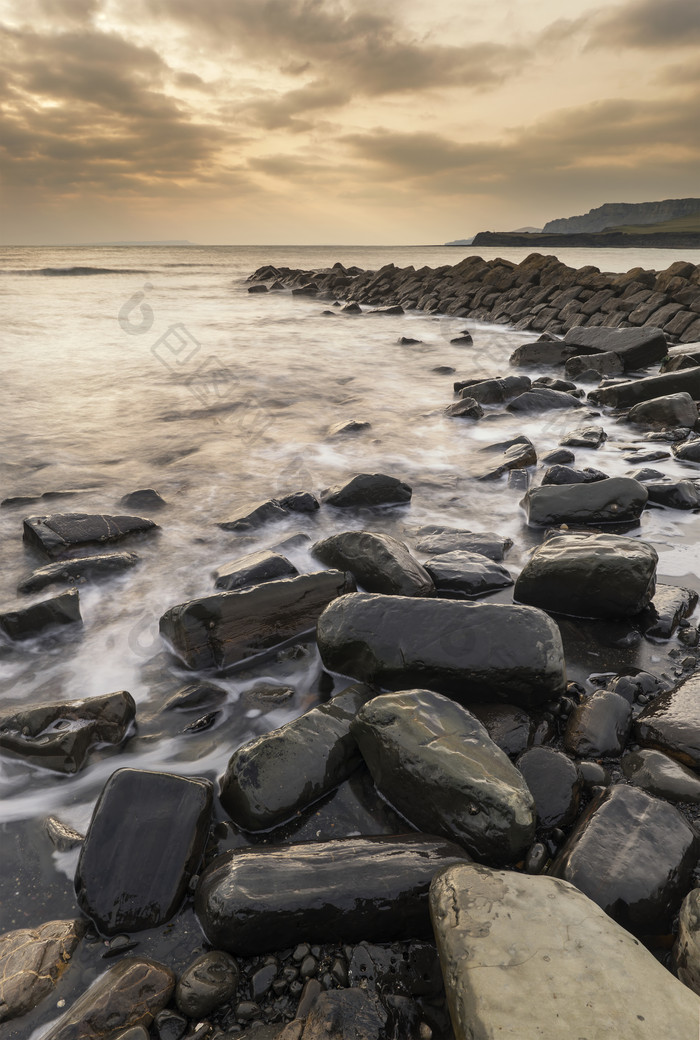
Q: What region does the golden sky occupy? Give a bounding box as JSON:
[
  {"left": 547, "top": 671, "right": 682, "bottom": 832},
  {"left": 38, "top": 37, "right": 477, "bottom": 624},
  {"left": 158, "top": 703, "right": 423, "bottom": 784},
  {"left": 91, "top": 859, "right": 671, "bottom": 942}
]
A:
[{"left": 1, "top": 0, "right": 699, "bottom": 244}]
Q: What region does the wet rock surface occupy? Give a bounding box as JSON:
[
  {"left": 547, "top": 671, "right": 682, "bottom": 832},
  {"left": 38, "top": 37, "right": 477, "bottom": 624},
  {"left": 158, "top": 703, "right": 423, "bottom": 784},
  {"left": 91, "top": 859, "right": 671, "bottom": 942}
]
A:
[
  {"left": 321, "top": 473, "right": 412, "bottom": 508},
  {"left": 312, "top": 531, "right": 434, "bottom": 597},
  {"left": 23, "top": 512, "right": 158, "bottom": 559},
  {"left": 413, "top": 526, "right": 512, "bottom": 560},
  {"left": 214, "top": 549, "right": 299, "bottom": 592},
  {"left": 17, "top": 551, "right": 140, "bottom": 594},
  {"left": 0, "top": 588, "right": 83, "bottom": 640},
  {"left": 622, "top": 748, "right": 700, "bottom": 803},
  {"left": 0, "top": 918, "right": 84, "bottom": 1023},
  {"left": 563, "top": 690, "right": 633, "bottom": 757},
  {"left": 522, "top": 476, "right": 648, "bottom": 526},
  {"left": 175, "top": 950, "right": 239, "bottom": 1019},
  {"left": 424, "top": 550, "right": 513, "bottom": 598},
  {"left": 634, "top": 673, "right": 700, "bottom": 766},
  {"left": 516, "top": 747, "right": 581, "bottom": 830}
]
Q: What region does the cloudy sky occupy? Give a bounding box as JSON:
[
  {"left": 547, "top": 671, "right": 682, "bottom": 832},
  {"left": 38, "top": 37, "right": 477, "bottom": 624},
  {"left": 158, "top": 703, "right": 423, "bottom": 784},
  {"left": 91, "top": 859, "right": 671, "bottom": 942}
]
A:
[{"left": 1, "top": 0, "right": 699, "bottom": 244}]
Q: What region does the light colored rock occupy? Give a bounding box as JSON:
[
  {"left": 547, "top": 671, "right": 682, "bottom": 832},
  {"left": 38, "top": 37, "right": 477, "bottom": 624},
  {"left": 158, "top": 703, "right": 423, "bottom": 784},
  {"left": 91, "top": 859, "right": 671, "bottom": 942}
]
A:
[
  {"left": 0, "top": 919, "right": 84, "bottom": 1023},
  {"left": 430, "top": 863, "right": 700, "bottom": 1040},
  {"left": 675, "top": 888, "right": 700, "bottom": 996}
]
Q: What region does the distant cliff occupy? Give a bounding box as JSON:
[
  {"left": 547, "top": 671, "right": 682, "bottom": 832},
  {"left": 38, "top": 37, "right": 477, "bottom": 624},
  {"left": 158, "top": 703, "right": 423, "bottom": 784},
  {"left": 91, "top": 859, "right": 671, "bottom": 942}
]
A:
[
  {"left": 471, "top": 229, "right": 700, "bottom": 248},
  {"left": 543, "top": 198, "right": 700, "bottom": 234}
]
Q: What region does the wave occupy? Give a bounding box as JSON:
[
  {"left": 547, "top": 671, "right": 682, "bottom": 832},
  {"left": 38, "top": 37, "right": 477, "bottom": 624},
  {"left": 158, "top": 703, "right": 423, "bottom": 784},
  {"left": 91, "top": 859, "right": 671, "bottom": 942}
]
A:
[{"left": 2, "top": 266, "right": 148, "bottom": 276}]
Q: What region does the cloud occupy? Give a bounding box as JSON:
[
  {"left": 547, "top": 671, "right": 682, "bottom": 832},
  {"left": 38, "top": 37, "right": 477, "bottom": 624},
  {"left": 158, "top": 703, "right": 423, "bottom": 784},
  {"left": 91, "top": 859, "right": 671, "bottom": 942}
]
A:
[{"left": 588, "top": 0, "right": 700, "bottom": 49}]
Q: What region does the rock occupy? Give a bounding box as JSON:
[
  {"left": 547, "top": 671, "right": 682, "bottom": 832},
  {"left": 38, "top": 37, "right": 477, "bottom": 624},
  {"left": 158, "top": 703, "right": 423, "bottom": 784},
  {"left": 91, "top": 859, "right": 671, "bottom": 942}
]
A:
[
  {"left": 521, "top": 476, "right": 648, "bottom": 526},
  {"left": 540, "top": 465, "right": 607, "bottom": 485},
  {"left": 468, "top": 704, "right": 534, "bottom": 757},
  {"left": 559, "top": 425, "right": 607, "bottom": 448},
  {"left": 218, "top": 499, "right": 289, "bottom": 532},
  {"left": 455, "top": 375, "right": 530, "bottom": 404},
  {"left": 639, "top": 583, "right": 698, "bottom": 638},
  {"left": 645, "top": 480, "right": 700, "bottom": 509},
  {"left": 516, "top": 747, "right": 581, "bottom": 829},
  {"left": 41, "top": 958, "right": 175, "bottom": 1040},
  {"left": 154, "top": 1009, "right": 187, "bottom": 1039},
  {"left": 342, "top": 302, "right": 361, "bottom": 313},
  {"left": 563, "top": 691, "right": 632, "bottom": 757},
  {"left": 675, "top": 889, "right": 700, "bottom": 996},
  {"left": 533, "top": 376, "right": 578, "bottom": 392},
  {"left": 433, "top": 364, "right": 455, "bottom": 374},
  {"left": 214, "top": 550, "right": 298, "bottom": 592},
  {"left": 312, "top": 531, "right": 434, "bottom": 597},
  {"left": 509, "top": 341, "right": 577, "bottom": 366},
  {"left": 622, "top": 749, "right": 700, "bottom": 803},
  {"left": 120, "top": 489, "right": 166, "bottom": 511},
  {"left": 321, "top": 473, "right": 412, "bottom": 508},
  {"left": 673, "top": 438, "right": 700, "bottom": 463},
  {"left": 162, "top": 681, "right": 228, "bottom": 712},
  {"left": 551, "top": 784, "right": 699, "bottom": 932},
  {"left": 514, "top": 532, "right": 657, "bottom": 618},
  {"left": 75, "top": 768, "right": 213, "bottom": 935},
  {"left": 0, "top": 690, "right": 135, "bottom": 773},
  {"left": 634, "top": 673, "right": 700, "bottom": 767},
  {"left": 45, "top": 816, "right": 85, "bottom": 851},
  {"left": 542, "top": 448, "right": 575, "bottom": 465},
  {"left": 0, "top": 918, "right": 84, "bottom": 1024},
  {"left": 195, "top": 835, "right": 469, "bottom": 955},
  {"left": 279, "top": 491, "right": 320, "bottom": 513},
  {"left": 565, "top": 351, "right": 624, "bottom": 379},
  {"left": 563, "top": 325, "right": 668, "bottom": 370},
  {"left": 0, "top": 589, "right": 82, "bottom": 640},
  {"left": 23, "top": 513, "right": 158, "bottom": 559},
  {"left": 444, "top": 396, "right": 484, "bottom": 420},
  {"left": 326, "top": 419, "right": 372, "bottom": 437},
  {"left": 430, "top": 864, "right": 700, "bottom": 1040},
  {"left": 414, "top": 528, "right": 512, "bottom": 560},
  {"left": 592, "top": 367, "right": 700, "bottom": 408},
  {"left": 351, "top": 690, "right": 535, "bottom": 862},
  {"left": 292, "top": 988, "right": 387, "bottom": 1039},
  {"left": 316, "top": 594, "right": 566, "bottom": 709},
  {"left": 628, "top": 393, "right": 698, "bottom": 428},
  {"left": 471, "top": 436, "right": 537, "bottom": 480},
  {"left": 607, "top": 670, "right": 665, "bottom": 704},
  {"left": 175, "top": 951, "right": 239, "bottom": 1019},
  {"left": 507, "top": 387, "right": 584, "bottom": 413},
  {"left": 160, "top": 571, "right": 354, "bottom": 670},
  {"left": 219, "top": 684, "right": 374, "bottom": 830},
  {"left": 17, "top": 552, "right": 140, "bottom": 594},
  {"left": 423, "top": 551, "right": 513, "bottom": 598}
]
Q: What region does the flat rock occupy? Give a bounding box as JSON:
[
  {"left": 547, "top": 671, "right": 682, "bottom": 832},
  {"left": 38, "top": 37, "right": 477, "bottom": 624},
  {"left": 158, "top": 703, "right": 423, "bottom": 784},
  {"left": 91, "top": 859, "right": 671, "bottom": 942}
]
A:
[
  {"left": 634, "top": 673, "right": 700, "bottom": 767},
  {"left": 423, "top": 551, "right": 513, "bottom": 598},
  {"left": 214, "top": 550, "right": 298, "bottom": 592},
  {"left": 17, "top": 552, "right": 140, "bottom": 594},
  {"left": 75, "top": 768, "right": 212, "bottom": 934},
  {"left": 564, "top": 325, "right": 668, "bottom": 370},
  {"left": 622, "top": 749, "right": 700, "bottom": 803},
  {"left": 351, "top": 690, "right": 536, "bottom": 862},
  {"left": 551, "top": 784, "right": 699, "bottom": 933},
  {"left": 0, "top": 918, "right": 85, "bottom": 1024},
  {"left": 628, "top": 393, "right": 698, "bottom": 428},
  {"left": 645, "top": 480, "right": 700, "bottom": 509},
  {"left": 414, "top": 527, "right": 512, "bottom": 561},
  {"left": 559, "top": 425, "right": 607, "bottom": 448},
  {"left": 160, "top": 571, "right": 354, "bottom": 670},
  {"left": 592, "top": 367, "right": 700, "bottom": 408},
  {"left": 195, "top": 836, "right": 469, "bottom": 955},
  {"left": 563, "top": 690, "right": 632, "bottom": 757},
  {"left": 0, "top": 691, "right": 135, "bottom": 773},
  {"left": 509, "top": 341, "right": 577, "bottom": 366},
  {"left": 430, "top": 864, "right": 700, "bottom": 1040},
  {"left": 316, "top": 594, "right": 566, "bottom": 709},
  {"left": 23, "top": 513, "right": 158, "bottom": 559},
  {"left": 321, "top": 473, "right": 412, "bottom": 508},
  {"left": 514, "top": 532, "right": 657, "bottom": 618},
  {"left": 507, "top": 387, "right": 583, "bottom": 413},
  {"left": 516, "top": 747, "right": 581, "bottom": 829},
  {"left": 218, "top": 499, "right": 289, "bottom": 532},
  {"left": 565, "top": 350, "right": 624, "bottom": 379},
  {"left": 312, "top": 531, "right": 434, "bottom": 597},
  {"left": 521, "top": 476, "right": 648, "bottom": 526},
  {"left": 0, "top": 589, "right": 82, "bottom": 640}
]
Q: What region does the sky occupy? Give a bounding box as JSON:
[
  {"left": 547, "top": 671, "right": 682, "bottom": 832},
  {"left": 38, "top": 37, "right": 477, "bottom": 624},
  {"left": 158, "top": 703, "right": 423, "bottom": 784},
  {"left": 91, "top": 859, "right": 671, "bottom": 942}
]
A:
[{"left": 1, "top": 0, "right": 699, "bottom": 244}]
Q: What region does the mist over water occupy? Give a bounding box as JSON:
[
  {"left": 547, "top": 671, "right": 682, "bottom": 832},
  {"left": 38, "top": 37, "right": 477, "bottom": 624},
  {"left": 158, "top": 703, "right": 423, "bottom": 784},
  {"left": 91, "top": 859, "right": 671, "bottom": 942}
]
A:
[{"left": 2, "top": 243, "right": 700, "bottom": 836}]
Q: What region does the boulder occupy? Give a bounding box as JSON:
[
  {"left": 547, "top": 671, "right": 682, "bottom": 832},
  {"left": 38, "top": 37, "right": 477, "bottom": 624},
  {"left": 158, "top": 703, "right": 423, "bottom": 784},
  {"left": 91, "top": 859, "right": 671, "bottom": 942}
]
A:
[
  {"left": 540, "top": 465, "right": 607, "bottom": 485},
  {"left": 634, "top": 673, "right": 700, "bottom": 767},
  {"left": 509, "top": 341, "right": 577, "bottom": 366},
  {"left": 516, "top": 747, "right": 581, "bottom": 829},
  {"left": 195, "top": 836, "right": 469, "bottom": 955},
  {"left": 120, "top": 489, "right": 166, "bottom": 511},
  {"left": 622, "top": 749, "right": 700, "bottom": 804},
  {"left": 282, "top": 988, "right": 387, "bottom": 1040},
  {"left": 455, "top": 375, "right": 530, "bottom": 404},
  {"left": 628, "top": 393, "right": 698, "bottom": 428},
  {"left": 312, "top": 531, "right": 434, "bottom": 597},
  {"left": 430, "top": 864, "right": 700, "bottom": 1040},
  {"left": 17, "top": 552, "right": 140, "bottom": 594},
  {"left": 218, "top": 499, "right": 289, "bottom": 531},
  {"left": 414, "top": 527, "right": 512, "bottom": 561},
  {"left": 675, "top": 889, "right": 700, "bottom": 997},
  {"left": 160, "top": 571, "right": 354, "bottom": 670},
  {"left": 279, "top": 490, "right": 320, "bottom": 513},
  {"left": 321, "top": 473, "right": 412, "bottom": 508},
  {"left": 75, "top": 768, "right": 213, "bottom": 934},
  {"left": 219, "top": 684, "right": 374, "bottom": 830},
  {"left": 351, "top": 690, "right": 535, "bottom": 863},
  {"left": 592, "top": 367, "right": 700, "bottom": 408},
  {"left": 213, "top": 550, "right": 298, "bottom": 592},
  {"left": 673, "top": 438, "right": 700, "bottom": 463},
  {"left": 565, "top": 351, "right": 624, "bottom": 379},
  {"left": 0, "top": 589, "right": 82, "bottom": 640},
  {"left": 23, "top": 513, "right": 158, "bottom": 559},
  {"left": 563, "top": 691, "right": 632, "bottom": 757},
  {"left": 559, "top": 425, "right": 607, "bottom": 448},
  {"left": 0, "top": 919, "right": 85, "bottom": 1024},
  {"left": 645, "top": 480, "right": 700, "bottom": 510},
  {"left": 551, "top": 784, "right": 699, "bottom": 933},
  {"left": 521, "top": 476, "right": 648, "bottom": 526},
  {"left": 507, "top": 388, "right": 584, "bottom": 413},
  {"left": 563, "top": 325, "right": 668, "bottom": 370},
  {"left": 514, "top": 532, "right": 657, "bottom": 618},
  {"left": 175, "top": 951, "right": 239, "bottom": 1019},
  {"left": 639, "top": 583, "right": 698, "bottom": 638},
  {"left": 444, "top": 396, "right": 484, "bottom": 419},
  {"left": 471, "top": 436, "right": 537, "bottom": 480},
  {"left": 316, "top": 594, "right": 566, "bottom": 709},
  {"left": 0, "top": 691, "right": 135, "bottom": 773},
  {"left": 423, "top": 551, "right": 513, "bottom": 598}
]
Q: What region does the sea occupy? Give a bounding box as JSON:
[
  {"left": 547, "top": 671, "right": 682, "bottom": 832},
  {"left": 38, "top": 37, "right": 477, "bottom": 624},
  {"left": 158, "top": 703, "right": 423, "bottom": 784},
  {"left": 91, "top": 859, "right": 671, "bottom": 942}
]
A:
[{"left": 2, "top": 242, "right": 700, "bottom": 948}]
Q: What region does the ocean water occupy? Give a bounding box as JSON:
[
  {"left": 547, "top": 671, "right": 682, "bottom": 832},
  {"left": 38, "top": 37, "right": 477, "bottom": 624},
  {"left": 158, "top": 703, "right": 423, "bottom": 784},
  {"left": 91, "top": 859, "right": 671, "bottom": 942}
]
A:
[{"left": 1, "top": 241, "right": 700, "bottom": 844}]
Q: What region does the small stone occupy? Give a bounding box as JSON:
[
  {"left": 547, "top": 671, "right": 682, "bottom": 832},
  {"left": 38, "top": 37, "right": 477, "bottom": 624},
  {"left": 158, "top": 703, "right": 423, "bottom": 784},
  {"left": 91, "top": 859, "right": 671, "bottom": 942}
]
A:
[{"left": 176, "top": 951, "right": 239, "bottom": 1019}]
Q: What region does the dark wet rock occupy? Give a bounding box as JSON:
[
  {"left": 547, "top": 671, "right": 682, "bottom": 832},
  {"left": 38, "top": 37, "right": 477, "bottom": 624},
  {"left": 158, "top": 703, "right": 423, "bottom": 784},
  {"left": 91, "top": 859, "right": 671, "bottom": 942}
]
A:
[
  {"left": 154, "top": 1009, "right": 187, "bottom": 1040},
  {"left": 455, "top": 375, "right": 530, "bottom": 404},
  {"left": 326, "top": 419, "right": 372, "bottom": 438},
  {"left": 23, "top": 513, "right": 158, "bottom": 559},
  {"left": 0, "top": 690, "right": 135, "bottom": 774},
  {"left": 240, "top": 682, "right": 295, "bottom": 707},
  {"left": 214, "top": 550, "right": 299, "bottom": 592},
  {"left": 399, "top": 336, "right": 423, "bottom": 344},
  {"left": 451, "top": 333, "right": 473, "bottom": 345},
  {"left": 607, "top": 670, "right": 665, "bottom": 704},
  {"left": 218, "top": 500, "right": 289, "bottom": 532},
  {"left": 45, "top": 816, "right": 85, "bottom": 851},
  {"left": 514, "top": 532, "right": 657, "bottom": 618},
  {"left": 639, "top": 584, "right": 698, "bottom": 638},
  {"left": 645, "top": 480, "right": 700, "bottom": 509},
  {"left": 414, "top": 527, "right": 512, "bottom": 561},
  {"left": 628, "top": 393, "right": 698, "bottom": 428},
  {"left": 675, "top": 890, "right": 700, "bottom": 996},
  {"left": 248, "top": 283, "right": 268, "bottom": 293},
  {"left": 673, "top": 438, "right": 700, "bottom": 463},
  {"left": 550, "top": 784, "right": 699, "bottom": 933},
  {"left": 468, "top": 703, "right": 534, "bottom": 757},
  {"left": 444, "top": 396, "right": 484, "bottom": 420},
  {"left": 279, "top": 491, "right": 320, "bottom": 513},
  {"left": 563, "top": 691, "right": 632, "bottom": 757},
  {"left": 175, "top": 951, "right": 239, "bottom": 1019},
  {"left": 533, "top": 376, "right": 578, "bottom": 392},
  {"left": 433, "top": 364, "right": 455, "bottom": 373},
  {"left": 592, "top": 367, "right": 700, "bottom": 408},
  {"left": 430, "top": 864, "right": 700, "bottom": 1040},
  {"left": 162, "top": 681, "right": 228, "bottom": 712},
  {"left": 219, "top": 684, "right": 374, "bottom": 830},
  {"left": 316, "top": 594, "right": 566, "bottom": 709},
  {"left": 560, "top": 425, "right": 607, "bottom": 448},
  {"left": 370, "top": 304, "right": 403, "bottom": 315},
  {"left": 75, "top": 768, "right": 212, "bottom": 935},
  {"left": 564, "top": 324, "right": 668, "bottom": 370},
  {"left": 17, "top": 552, "right": 140, "bottom": 594},
  {"left": 622, "top": 749, "right": 700, "bottom": 803},
  {"left": 471, "top": 436, "right": 536, "bottom": 480},
  {"left": 342, "top": 302, "right": 361, "bottom": 313},
  {"left": 42, "top": 958, "right": 175, "bottom": 1040},
  {"left": 312, "top": 531, "right": 433, "bottom": 597},
  {"left": 509, "top": 341, "right": 577, "bottom": 366},
  {"left": 516, "top": 747, "right": 581, "bottom": 830},
  {"left": 346, "top": 940, "right": 443, "bottom": 998},
  {"left": 565, "top": 351, "right": 624, "bottom": 379},
  {"left": 160, "top": 571, "right": 354, "bottom": 670},
  {"left": 0, "top": 918, "right": 84, "bottom": 1024},
  {"left": 282, "top": 988, "right": 387, "bottom": 1040},
  {"left": 634, "top": 673, "right": 700, "bottom": 767},
  {"left": 352, "top": 689, "right": 535, "bottom": 862},
  {"left": 521, "top": 476, "right": 648, "bottom": 526},
  {"left": 507, "top": 387, "right": 584, "bottom": 413},
  {"left": 423, "top": 551, "right": 513, "bottom": 598},
  {"left": 120, "top": 489, "right": 166, "bottom": 511},
  {"left": 542, "top": 448, "right": 575, "bottom": 465},
  {"left": 321, "top": 473, "right": 412, "bottom": 508},
  {"left": 0, "top": 589, "right": 82, "bottom": 640},
  {"left": 540, "top": 465, "right": 607, "bottom": 485},
  {"left": 195, "top": 835, "right": 469, "bottom": 955},
  {"left": 629, "top": 467, "right": 666, "bottom": 482}
]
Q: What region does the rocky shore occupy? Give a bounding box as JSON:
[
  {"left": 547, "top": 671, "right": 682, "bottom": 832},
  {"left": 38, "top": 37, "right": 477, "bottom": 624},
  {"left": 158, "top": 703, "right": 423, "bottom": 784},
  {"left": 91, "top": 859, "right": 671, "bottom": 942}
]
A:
[{"left": 5, "top": 253, "right": 700, "bottom": 1039}]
